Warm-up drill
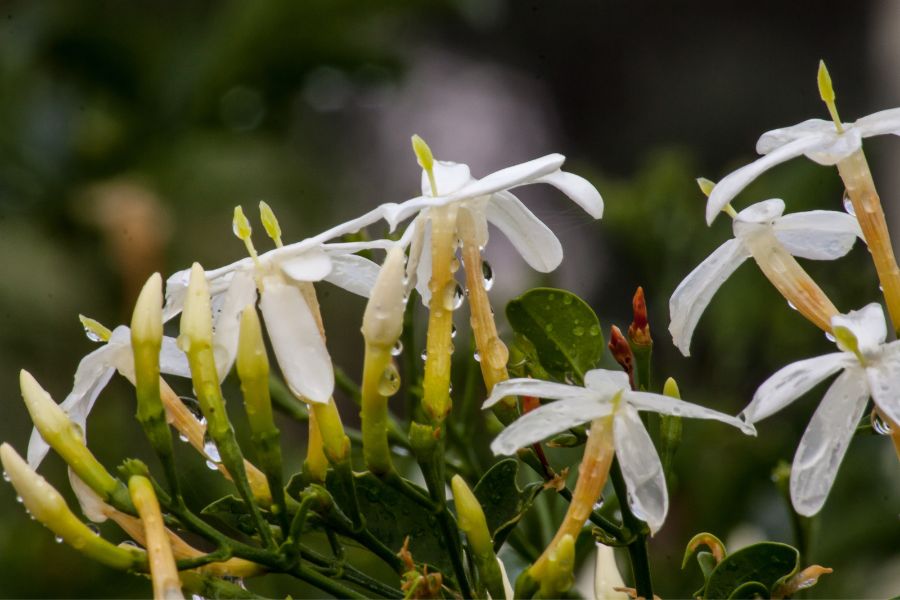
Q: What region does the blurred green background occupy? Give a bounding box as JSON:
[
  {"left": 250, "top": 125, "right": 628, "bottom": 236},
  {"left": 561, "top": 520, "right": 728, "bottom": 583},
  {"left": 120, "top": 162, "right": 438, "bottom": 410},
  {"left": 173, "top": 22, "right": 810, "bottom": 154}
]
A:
[{"left": 1, "top": 0, "right": 898, "bottom": 597}]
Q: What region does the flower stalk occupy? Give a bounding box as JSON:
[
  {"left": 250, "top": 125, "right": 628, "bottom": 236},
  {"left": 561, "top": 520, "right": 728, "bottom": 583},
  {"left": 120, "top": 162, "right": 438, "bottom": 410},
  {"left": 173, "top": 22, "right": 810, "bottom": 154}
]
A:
[
  {"left": 128, "top": 475, "right": 184, "bottom": 600},
  {"left": 451, "top": 475, "right": 506, "bottom": 600}
]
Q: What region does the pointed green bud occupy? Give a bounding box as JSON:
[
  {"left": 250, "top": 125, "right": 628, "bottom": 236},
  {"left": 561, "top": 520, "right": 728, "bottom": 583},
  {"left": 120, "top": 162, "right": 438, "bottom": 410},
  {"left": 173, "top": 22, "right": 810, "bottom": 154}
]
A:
[
  {"left": 19, "top": 370, "right": 121, "bottom": 499},
  {"left": 411, "top": 134, "right": 434, "bottom": 172},
  {"left": 178, "top": 263, "right": 214, "bottom": 355},
  {"left": 79, "top": 314, "right": 112, "bottom": 343},
  {"left": 538, "top": 533, "right": 576, "bottom": 598},
  {"left": 817, "top": 60, "right": 835, "bottom": 104},
  {"left": 131, "top": 273, "right": 163, "bottom": 348},
  {"left": 451, "top": 476, "right": 506, "bottom": 600},
  {"left": 663, "top": 376, "right": 680, "bottom": 399},
  {"left": 259, "top": 201, "right": 283, "bottom": 247},
  {"left": 0, "top": 444, "right": 145, "bottom": 571},
  {"left": 361, "top": 246, "right": 407, "bottom": 348}
]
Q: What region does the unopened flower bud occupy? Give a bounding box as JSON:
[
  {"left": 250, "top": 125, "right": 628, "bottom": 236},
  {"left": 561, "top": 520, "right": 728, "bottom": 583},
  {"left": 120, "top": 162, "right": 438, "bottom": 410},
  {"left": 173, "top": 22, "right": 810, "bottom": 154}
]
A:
[
  {"left": 539, "top": 533, "right": 576, "bottom": 598},
  {"left": 627, "top": 287, "right": 652, "bottom": 348},
  {"left": 608, "top": 326, "right": 634, "bottom": 387},
  {"left": 131, "top": 273, "right": 163, "bottom": 349},
  {"left": 259, "top": 201, "right": 283, "bottom": 247},
  {"left": 594, "top": 544, "right": 628, "bottom": 600},
  {"left": 129, "top": 476, "right": 183, "bottom": 600},
  {"left": 362, "top": 246, "right": 407, "bottom": 348},
  {"left": 178, "top": 263, "right": 214, "bottom": 355}
]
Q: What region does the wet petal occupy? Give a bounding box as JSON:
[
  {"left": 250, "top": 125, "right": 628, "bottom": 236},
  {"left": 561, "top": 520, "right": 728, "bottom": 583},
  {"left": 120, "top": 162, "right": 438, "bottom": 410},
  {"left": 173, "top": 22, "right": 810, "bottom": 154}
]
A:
[
  {"left": 259, "top": 278, "right": 334, "bottom": 403},
  {"left": 668, "top": 238, "right": 750, "bottom": 356},
  {"left": 853, "top": 107, "right": 900, "bottom": 138},
  {"left": 831, "top": 303, "right": 887, "bottom": 355},
  {"left": 583, "top": 369, "right": 630, "bottom": 395},
  {"left": 706, "top": 134, "right": 833, "bottom": 224},
  {"left": 773, "top": 211, "right": 862, "bottom": 260},
  {"left": 866, "top": 341, "right": 900, "bottom": 424},
  {"left": 159, "top": 336, "right": 192, "bottom": 379},
  {"left": 734, "top": 199, "right": 785, "bottom": 224},
  {"left": 741, "top": 353, "right": 853, "bottom": 424},
  {"left": 626, "top": 391, "right": 755, "bottom": 435},
  {"left": 489, "top": 397, "right": 613, "bottom": 455},
  {"left": 790, "top": 368, "right": 869, "bottom": 516},
  {"left": 486, "top": 191, "right": 563, "bottom": 272},
  {"left": 211, "top": 270, "right": 258, "bottom": 381},
  {"left": 756, "top": 119, "right": 835, "bottom": 154},
  {"left": 323, "top": 252, "right": 381, "bottom": 297},
  {"left": 534, "top": 170, "right": 604, "bottom": 219},
  {"left": 278, "top": 247, "right": 333, "bottom": 283},
  {"left": 422, "top": 161, "right": 472, "bottom": 196},
  {"left": 450, "top": 154, "right": 565, "bottom": 200},
  {"left": 414, "top": 220, "right": 434, "bottom": 305},
  {"left": 613, "top": 405, "right": 668, "bottom": 534},
  {"left": 483, "top": 377, "right": 597, "bottom": 409}
]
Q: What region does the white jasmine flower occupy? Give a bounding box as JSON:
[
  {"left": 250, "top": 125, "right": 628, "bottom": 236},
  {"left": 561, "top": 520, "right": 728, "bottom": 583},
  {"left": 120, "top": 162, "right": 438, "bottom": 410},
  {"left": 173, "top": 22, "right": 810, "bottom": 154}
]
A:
[
  {"left": 740, "top": 303, "right": 900, "bottom": 516},
  {"left": 382, "top": 154, "right": 603, "bottom": 302},
  {"left": 483, "top": 369, "right": 754, "bottom": 533},
  {"left": 670, "top": 199, "right": 861, "bottom": 356},
  {"left": 164, "top": 237, "right": 391, "bottom": 404},
  {"left": 594, "top": 543, "right": 628, "bottom": 600},
  {"left": 27, "top": 326, "right": 191, "bottom": 469},
  {"left": 706, "top": 108, "right": 900, "bottom": 224}
]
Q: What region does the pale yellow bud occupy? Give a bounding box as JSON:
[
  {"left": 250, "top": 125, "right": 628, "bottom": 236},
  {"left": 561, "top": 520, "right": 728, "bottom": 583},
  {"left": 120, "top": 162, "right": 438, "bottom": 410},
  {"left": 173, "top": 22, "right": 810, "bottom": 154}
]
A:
[
  {"left": 361, "top": 246, "right": 407, "bottom": 348},
  {"left": 232, "top": 205, "right": 252, "bottom": 241},
  {"left": 178, "top": 263, "right": 214, "bottom": 353},
  {"left": 131, "top": 273, "right": 163, "bottom": 348},
  {"left": 259, "top": 201, "right": 283, "bottom": 247},
  {"left": 411, "top": 134, "right": 434, "bottom": 172},
  {"left": 817, "top": 60, "right": 835, "bottom": 104}
]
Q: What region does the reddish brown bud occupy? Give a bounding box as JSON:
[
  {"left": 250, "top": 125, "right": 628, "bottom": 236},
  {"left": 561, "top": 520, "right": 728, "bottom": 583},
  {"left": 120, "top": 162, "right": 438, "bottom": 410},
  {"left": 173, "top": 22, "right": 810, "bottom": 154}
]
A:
[
  {"left": 608, "top": 325, "right": 635, "bottom": 389},
  {"left": 628, "top": 287, "right": 652, "bottom": 347},
  {"left": 522, "top": 395, "right": 541, "bottom": 414}
]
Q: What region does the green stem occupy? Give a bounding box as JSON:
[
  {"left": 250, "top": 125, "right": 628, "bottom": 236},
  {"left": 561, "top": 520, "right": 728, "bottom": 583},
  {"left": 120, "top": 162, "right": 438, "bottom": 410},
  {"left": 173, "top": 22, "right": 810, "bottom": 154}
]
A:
[{"left": 610, "top": 459, "right": 653, "bottom": 599}]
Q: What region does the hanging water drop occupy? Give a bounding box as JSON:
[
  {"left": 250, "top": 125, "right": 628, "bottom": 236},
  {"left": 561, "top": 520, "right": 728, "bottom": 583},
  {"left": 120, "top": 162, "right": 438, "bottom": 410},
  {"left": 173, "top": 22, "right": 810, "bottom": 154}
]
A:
[
  {"left": 391, "top": 340, "right": 404, "bottom": 356},
  {"left": 451, "top": 324, "right": 457, "bottom": 338},
  {"left": 473, "top": 351, "right": 481, "bottom": 363},
  {"left": 86, "top": 523, "right": 101, "bottom": 536},
  {"left": 825, "top": 331, "right": 836, "bottom": 342},
  {"left": 592, "top": 498, "right": 604, "bottom": 512},
  {"left": 54, "top": 535, "right": 63, "bottom": 544},
  {"left": 872, "top": 413, "right": 893, "bottom": 435},
  {"left": 378, "top": 364, "right": 401, "bottom": 397},
  {"left": 178, "top": 432, "right": 189, "bottom": 443},
  {"left": 482, "top": 260, "right": 494, "bottom": 291},
  {"left": 842, "top": 189, "right": 856, "bottom": 216},
  {"left": 572, "top": 326, "right": 585, "bottom": 337},
  {"left": 2, "top": 471, "right": 9, "bottom": 482},
  {"left": 83, "top": 327, "right": 103, "bottom": 342},
  {"left": 442, "top": 281, "right": 464, "bottom": 311},
  {"left": 420, "top": 349, "right": 428, "bottom": 361},
  {"left": 206, "top": 460, "right": 220, "bottom": 471},
  {"left": 15, "top": 495, "right": 23, "bottom": 504},
  {"left": 787, "top": 300, "right": 797, "bottom": 311},
  {"left": 203, "top": 433, "right": 221, "bottom": 463},
  {"left": 450, "top": 256, "right": 461, "bottom": 274},
  {"left": 486, "top": 339, "right": 509, "bottom": 369}
]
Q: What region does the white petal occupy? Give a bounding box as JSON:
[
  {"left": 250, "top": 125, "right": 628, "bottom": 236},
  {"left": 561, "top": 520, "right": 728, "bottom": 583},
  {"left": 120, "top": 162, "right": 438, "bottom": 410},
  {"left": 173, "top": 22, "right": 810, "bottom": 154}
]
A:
[
  {"left": 790, "top": 368, "right": 869, "bottom": 516},
  {"left": 734, "top": 199, "right": 785, "bottom": 224},
  {"left": 404, "top": 215, "right": 427, "bottom": 295},
  {"left": 613, "top": 405, "right": 668, "bottom": 534},
  {"left": 831, "top": 303, "right": 887, "bottom": 355},
  {"left": 668, "top": 238, "right": 749, "bottom": 356},
  {"left": 486, "top": 191, "right": 563, "bottom": 272},
  {"left": 583, "top": 369, "right": 630, "bottom": 395},
  {"left": 756, "top": 119, "right": 835, "bottom": 154},
  {"left": 483, "top": 377, "right": 597, "bottom": 409},
  {"left": 159, "top": 335, "right": 192, "bottom": 378},
  {"left": 489, "top": 397, "right": 613, "bottom": 455},
  {"left": 163, "top": 268, "right": 191, "bottom": 322},
  {"left": 625, "top": 391, "right": 755, "bottom": 435},
  {"left": 422, "top": 161, "right": 472, "bottom": 195},
  {"left": 323, "top": 252, "right": 381, "bottom": 297},
  {"left": 741, "top": 352, "right": 853, "bottom": 424},
  {"left": 773, "top": 210, "right": 862, "bottom": 260},
  {"left": 594, "top": 544, "right": 628, "bottom": 600},
  {"left": 706, "top": 134, "right": 834, "bottom": 225},
  {"left": 259, "top": 278, "right": 334, "bottom": 403},
  {"left": 415, "top": 220, "right": 434, "bottom": 306},
  {"left": 212, "top": 270, "right": 258, "bottom": 381},
  {"left": 853, "top": 107, "right": 900, "bottom": 138},
  {"left": 449, "top": 154, "right": 565, "bottom": 201},
  {"left": 381, "top": 197, "right": 436, "bottom": 231},
  {"left": 68, "top": 469, "right": 110, "bottom": 523},
  {"left": 866, "top": 341, "right": 900, "bottom": 425},
  {"left": 278, "top": 247, "right": 333, "bottom": 283},
  {"left": 803, "top": 127, "right": 862, "bottom": 165},
  {"left": 534, "top": 170, "right": 604, "bottom": 219}
]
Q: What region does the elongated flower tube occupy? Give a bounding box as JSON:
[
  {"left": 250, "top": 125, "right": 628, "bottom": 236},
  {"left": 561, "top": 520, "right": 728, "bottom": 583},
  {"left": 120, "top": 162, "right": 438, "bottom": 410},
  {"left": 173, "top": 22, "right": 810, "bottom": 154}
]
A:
[
  {"left": 0, "top": 444, "right": 146, "bottom": 571},
  {"left": 20, "top": 370, "right": 132, "bottom": 510},
  {"left": 450, "top": 475, "right": 506, "bottom": 600},
  {"left": 179, "top": 263, "right": 274, "bottom": 547},
  {"left": 670, "top": 198, "right": 860, "bottom": 355},
  {"left": 360, "top": 246, "right": 406, "bottom": 474},
  {"left": 131, "top": 274, "right": 178, "bottom": 493},
  {"left": 740, "top": 303, "right": 900, "bottom": 515},
  {"left": 704, "top": 61, "right": 900, "bottom": 332},
  {"left": 128, "top": 476, "right": 183, "bottom": 600}
]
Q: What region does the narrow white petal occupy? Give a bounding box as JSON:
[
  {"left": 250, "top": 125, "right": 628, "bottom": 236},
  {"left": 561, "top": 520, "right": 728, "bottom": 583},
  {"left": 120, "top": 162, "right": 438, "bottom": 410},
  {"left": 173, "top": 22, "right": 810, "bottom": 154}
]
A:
[
  {"left": 483, "top": 377, "right": 597, "bottom": 409},
  {"left": 706, "top": 134, "right": 833, "bottom": 224},
  {"left": 415, "top": 220, "right": 434, "bottom": 305},
  {"left": 613, "top": 406, "right": 668, "bottom": 534},
  {"left": 163, "top": 268, "right": 191, "bottom": 322},
  {"left": 853, "top": 107, "right": 900, "bottom": 138},
  {"left": 490, "top": 397, "right": 613, "bottom": 455},
  {"left": 790, "top": 368, "right": 869, "bottom": 516},
  {"left": 68, "top": 469, "right": 109, "bottom": 523},
  {"left": 422, "top": 161, "right": 472, "bottom": 195},
  {"left": 534, "top": 170, "right": 604, "bottom": 219},
  {"left": 741, "top": 353, "right": 853, "bottom": 424},
  {"left": 448, "top": 154, "right": 566, "bottom": 201},
  {"left": 259, "top": 278, "right": 334, "bottom": 403},
  {"left": 278, "top": 247, "right": 333, "bottom": 283},
  {"left": 381, "top": 197, "right": 437, "bottom": 231},
  {"left": 404, "top": 215, "right": 427, "bottom": 295},
  {"left": 626, "top": 391, "right": 755, "bottom": 435},
  {"left": 773, "top": 211, "right": 862, "bottom": 260},
  {"left": 323, "top": 252, "right": 382, "bottom": 297},
  {"left": 831, "top": 303, "right": 887, "bottom": 355},
  {"left": 756, "top": 120, "right": 835, "bottom": 154},
  {"left": 485, "top": 191, "right": 563, "bottom": 272},
  {"left": 583, "top": 369, "right": 630, "bottom": 395},
  {"left": 668, "top": 238, "right": 749, "bottom": 356},
  {"left": 159, "top": 335, "right": 192, "bottom": 378},
  {"left": 866, "top": 342, "right": 900, "bottom": 425},
  {"left": 212, "top": 270, "right": 258, "bottom": 381}
]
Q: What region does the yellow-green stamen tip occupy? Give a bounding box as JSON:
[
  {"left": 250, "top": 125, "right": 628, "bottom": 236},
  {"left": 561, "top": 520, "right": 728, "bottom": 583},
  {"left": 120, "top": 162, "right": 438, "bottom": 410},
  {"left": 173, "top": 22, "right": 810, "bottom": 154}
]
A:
[
  {"left": 817, "top": 60, "right": 843, "bottom": 132},
  {"left": 832, "top": 325, "right": 864, "bottom": 363},
  {"left": 697, "top": 177, "right": 738, "bottom": 219},
  {"left": 411, "top": 134, "right": 438, "bottom": 196},
  {"left": 79, "top": 314, "right": 112, "bottom": 343},
  {"left": 233, "top": 206, "right": 252, "bottom": 241},
  {"left": 663, "top": 376, "right": 680, "bottom": 399},
  {"left": 259, "top": 201, "right": 283, "bottom": 248}
]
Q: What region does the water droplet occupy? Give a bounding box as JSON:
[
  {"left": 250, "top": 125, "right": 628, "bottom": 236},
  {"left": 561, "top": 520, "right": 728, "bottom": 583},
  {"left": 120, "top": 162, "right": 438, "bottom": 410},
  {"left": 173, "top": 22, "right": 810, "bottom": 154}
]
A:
[
  {"left": 842, "top": 189, "right": 856, "bottom": 216},
  {"left": 787, "top": 300, "right": 797, "bottom": 311},
  {"left": 178, "top": 432, "right": 189, "bottom": 443},
  {"left": 825, "top": 331, "right": 836, "bottom": 342},
  {"left": 588, "top": 325, "right": 600, "bottom": 337},
  {"left": 544, "top": 323, "right": 554, "bottom": 333},
  {"left": 180, "top": 396, "right": 204, "bottom": 421},
  {"left": 473, "top": 351, "right": 481, "bottom": 363},
  {"left": 15, "top": 495, "right": 23, "bottom": 504},
  {"left": 450, "top": 257, "right": 460, "bottom": 273},
  {"left": 121, "top": 540, "right": 140, "bottom": 548},
  {"left": 592, "top": 499, "right": 604, "bottom": 512},
  {"left": 391, "top": 340, "right": 403, "bottom": 356},
  {"left": 393, "top": 446, "right": 411, "bottom": 457},
  {"left": 2, "top": 471, "right": 9, "bottom": 482},
  {"left": 206, "top": 460, "right": 220, "bottom": 471},
  {"left": 451, "top": 324, "right": 457, "bottom": 338},
  {"left": 420, "top": 349, "right": 428, "bottom": 361},
  {"left": 562, "top": 295, "right": 573, "bottom": 305},
  {"left": 572, "top": 326, "right": 585, "bottom": 337},
  {"left": 482, "top": 261, "right": 494, "bottom": 291},
  {"left": 872, "top": 413, "right": 893, "bottom": 435},
  {"left": 54, "top": 535, "right": 63, "bottom": 544},
  {"left": 487, "top": 339, "right": 509, "bottom": 369},
  {"left": 86, "top": 523, "right": 101, "bottom": 536},
  {"left": 442, "top": 281, "right": 464, "bottom": 311},
  {"left": 83, "top": 327, "right": 103, "bottom": 342},
  {"left": 378, "top": 364, "right": 401, "bottom": 397},
  {"left": 203, "top": 433, "right": 221, "bottom": 463}
]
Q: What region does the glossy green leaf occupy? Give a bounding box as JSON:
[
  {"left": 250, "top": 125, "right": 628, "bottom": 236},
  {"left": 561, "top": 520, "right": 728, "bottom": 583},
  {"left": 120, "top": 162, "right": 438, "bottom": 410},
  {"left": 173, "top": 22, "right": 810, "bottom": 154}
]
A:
[
  {"left": 506, "top": 288, "right": 604, "bottom": 382},
  {"left": 729, "top": 581, "right": 771, "bottom": 599},
  {"left": 473, "top": 458, "right": 543, "bottom": 550},
  {"left": 703, "top": 542, "right": 798, "bottom": 599}
]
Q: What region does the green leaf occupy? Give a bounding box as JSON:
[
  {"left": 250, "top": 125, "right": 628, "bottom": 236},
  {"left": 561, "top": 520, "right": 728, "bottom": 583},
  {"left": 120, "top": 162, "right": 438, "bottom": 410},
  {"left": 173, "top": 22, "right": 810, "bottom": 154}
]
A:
[
  {"left": 729, "top": 581, "right": 771, "bottom": 599},
  {"left": 506, "top": 288, "right": 604, "bottom": 382},
  {"left": 703, "top": 542, "right": 799, "bottom": 600},
  {"left": 473, "top": 459, "right": 543, "bottom": 550},
  {"left": 201, "top": 495, "right": 276, "bottom": 537},
  {"left": 331, "top": 472, "right": 453, "bottom": 575}
]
